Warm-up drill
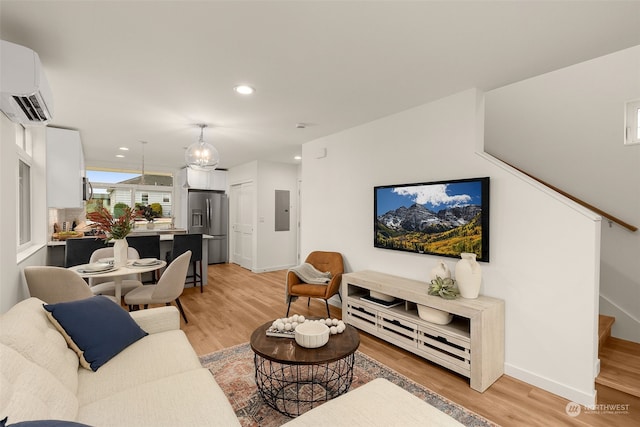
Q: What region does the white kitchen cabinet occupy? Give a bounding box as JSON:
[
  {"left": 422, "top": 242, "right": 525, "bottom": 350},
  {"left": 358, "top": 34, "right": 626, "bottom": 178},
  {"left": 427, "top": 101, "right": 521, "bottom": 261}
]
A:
[
  {"left": 46, "top": 127, "right": 85, "bottom": 208},
  {"left": 184, "top": 167, "right": 227, "bottom": 191}
]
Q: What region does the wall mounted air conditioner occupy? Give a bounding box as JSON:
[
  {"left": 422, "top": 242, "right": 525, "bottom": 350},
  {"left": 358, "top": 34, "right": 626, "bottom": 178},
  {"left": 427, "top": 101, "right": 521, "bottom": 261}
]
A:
[{"left": 0, "top": 40, "right": 54, "bottom": 125}]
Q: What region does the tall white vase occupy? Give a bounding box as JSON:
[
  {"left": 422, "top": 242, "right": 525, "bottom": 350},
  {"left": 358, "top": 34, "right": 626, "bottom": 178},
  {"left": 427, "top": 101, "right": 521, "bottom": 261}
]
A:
[
  {"left": 455, "top": 252, "right": 482, "bottom": 299},
  {"left": 430, "top": 261, "right": 451, "bottom": 281},
  {"left": 113, "top": 239, "right": 128, "bottom": 268}
]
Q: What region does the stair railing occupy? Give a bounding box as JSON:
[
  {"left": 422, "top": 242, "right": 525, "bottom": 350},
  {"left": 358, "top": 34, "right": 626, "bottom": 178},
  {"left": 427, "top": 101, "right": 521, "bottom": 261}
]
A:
[{"left": 500, "top": 161, "right": 637, "bottom": 232}]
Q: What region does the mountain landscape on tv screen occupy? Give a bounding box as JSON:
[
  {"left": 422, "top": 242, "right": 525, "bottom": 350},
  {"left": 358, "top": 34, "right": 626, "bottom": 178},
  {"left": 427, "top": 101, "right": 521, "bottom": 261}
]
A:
[{"left": 375, "top": 203, "right": 483, "bottom": 257}]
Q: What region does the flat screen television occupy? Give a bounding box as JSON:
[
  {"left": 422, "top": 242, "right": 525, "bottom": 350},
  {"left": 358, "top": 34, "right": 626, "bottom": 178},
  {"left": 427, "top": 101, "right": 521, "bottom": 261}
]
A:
[{"left": 374, "top": 177, "right": 490, "bottom": 262}]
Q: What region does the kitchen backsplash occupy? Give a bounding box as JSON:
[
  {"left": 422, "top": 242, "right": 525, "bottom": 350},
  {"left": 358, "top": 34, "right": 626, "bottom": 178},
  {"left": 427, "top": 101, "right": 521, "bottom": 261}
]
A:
[{"left": 48, "top": 207, "right": 85, "bottom": 236}]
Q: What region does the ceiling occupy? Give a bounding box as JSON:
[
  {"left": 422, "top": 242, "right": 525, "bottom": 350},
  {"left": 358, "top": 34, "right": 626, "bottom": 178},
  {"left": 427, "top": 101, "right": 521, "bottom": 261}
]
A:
[{"left": 2, "top": 1, "right": 639, "bottom": 173}]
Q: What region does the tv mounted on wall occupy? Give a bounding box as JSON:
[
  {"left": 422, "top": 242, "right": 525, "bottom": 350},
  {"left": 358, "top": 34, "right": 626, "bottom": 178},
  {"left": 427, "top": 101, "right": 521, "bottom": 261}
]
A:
[{"left": 374, "top": 177, "right": 490, "bottom": 262}]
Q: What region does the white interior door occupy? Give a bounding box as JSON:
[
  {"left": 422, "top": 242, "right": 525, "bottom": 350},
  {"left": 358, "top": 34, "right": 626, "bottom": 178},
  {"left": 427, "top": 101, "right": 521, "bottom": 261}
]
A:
[{"left": 230, "top": 181, "right": 254, "bottom": 270}]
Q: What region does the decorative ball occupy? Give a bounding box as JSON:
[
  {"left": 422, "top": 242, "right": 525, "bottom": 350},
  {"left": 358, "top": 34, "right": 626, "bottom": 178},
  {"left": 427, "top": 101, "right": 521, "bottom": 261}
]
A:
[
  {"left": 336, "top": 324, "right": 345, "bottom": 333},
  {"left": 276, "top": 322, "right": 285, "bottom": 331},
  {"left": 284, "top": 323, "right": 292, "bottom": 331},
  {"left": 330, "top": 326, "right": 338, "bottom": 335},
  {"left": 298, "top": 315, "right": 306, "bottom": 323},
  {"left": 325, "top": 318, "right": 333, "bottom": 326},
  {"left": 332, "top": 318, "right": 339, "bottom": 326}
]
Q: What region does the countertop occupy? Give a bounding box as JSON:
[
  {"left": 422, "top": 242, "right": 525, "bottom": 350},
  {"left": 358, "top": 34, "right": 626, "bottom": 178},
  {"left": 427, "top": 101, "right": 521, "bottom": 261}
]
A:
[{"left": 47, "top": 231, "right": 213, "bottom": 247}]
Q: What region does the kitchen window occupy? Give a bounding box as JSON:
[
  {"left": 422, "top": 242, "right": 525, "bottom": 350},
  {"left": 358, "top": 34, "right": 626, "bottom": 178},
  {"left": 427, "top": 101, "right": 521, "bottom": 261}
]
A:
[{"left": 85, "top": 170, "right": 173, "bottom": 227}]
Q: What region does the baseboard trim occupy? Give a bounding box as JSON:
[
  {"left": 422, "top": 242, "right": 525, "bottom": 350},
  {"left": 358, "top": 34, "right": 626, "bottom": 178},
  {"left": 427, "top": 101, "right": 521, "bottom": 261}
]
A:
[{"left": 504, "top": 363, "right": 597, "bottom": 407}]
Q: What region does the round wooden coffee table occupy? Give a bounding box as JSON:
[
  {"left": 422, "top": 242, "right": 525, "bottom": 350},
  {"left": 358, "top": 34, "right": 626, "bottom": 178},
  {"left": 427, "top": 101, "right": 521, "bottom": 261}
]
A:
[{"left": 250, "top": 320, "right": 360, "bottom": 417}]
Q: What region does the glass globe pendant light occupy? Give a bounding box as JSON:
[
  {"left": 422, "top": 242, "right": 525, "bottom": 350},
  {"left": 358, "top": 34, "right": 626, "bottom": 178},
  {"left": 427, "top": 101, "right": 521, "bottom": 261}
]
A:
[{"left": 185, "top": 124, "right": 220, "bottom": 171}]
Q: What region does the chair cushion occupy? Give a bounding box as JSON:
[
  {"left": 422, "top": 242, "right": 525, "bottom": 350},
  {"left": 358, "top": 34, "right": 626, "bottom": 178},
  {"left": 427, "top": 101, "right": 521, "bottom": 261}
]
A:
[
  {"left": 290, "top": 283, "right": 330, "bottom": 298},
  {"left": 89, "top": 279, "right": 143, "bottom": 296},
  {"left": 43, "top": 296, "right": 148, "bottom": 371}
]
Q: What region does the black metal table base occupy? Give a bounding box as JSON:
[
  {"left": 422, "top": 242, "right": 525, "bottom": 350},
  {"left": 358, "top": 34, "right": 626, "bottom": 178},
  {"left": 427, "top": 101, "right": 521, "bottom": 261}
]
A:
[{"left": 254, "top": 353, "right": 356, "bottom": 417}]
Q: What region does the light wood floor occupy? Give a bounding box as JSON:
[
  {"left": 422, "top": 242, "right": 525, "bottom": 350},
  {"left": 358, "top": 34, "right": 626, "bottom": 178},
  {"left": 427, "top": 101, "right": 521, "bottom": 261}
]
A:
[{"left": 170, "top": 263, "right": 639, "bottom": 427}]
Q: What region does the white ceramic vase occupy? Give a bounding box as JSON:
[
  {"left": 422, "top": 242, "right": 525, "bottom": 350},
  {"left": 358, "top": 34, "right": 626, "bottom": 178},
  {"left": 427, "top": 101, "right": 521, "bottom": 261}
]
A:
[
  {"left": 113, "top": 239, "right": 128, "bottom": 268},
  {"left": 430, "top": 261, "right": 451, "bottom": 281},
  {"left": 455, "top": 252, "right": 482, "bottom": 299}
]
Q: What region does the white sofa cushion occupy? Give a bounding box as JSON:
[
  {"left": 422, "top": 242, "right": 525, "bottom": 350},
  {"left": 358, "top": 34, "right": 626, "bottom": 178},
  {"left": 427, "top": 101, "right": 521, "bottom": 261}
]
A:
[
  {"left": 0, "top": 298, "right": 79, "bottom": 394},
  {"left": 77, "top": 330, "right": 204, "bottom": 406},
  {"left": 77, "top": 369, "right": 241, "bottom": 427},
  {"left": 281, "top": 378, "right": 464, "bottom": 427},
  {"left": 0, "top": 344, "right": 79, "bottom": 423}
]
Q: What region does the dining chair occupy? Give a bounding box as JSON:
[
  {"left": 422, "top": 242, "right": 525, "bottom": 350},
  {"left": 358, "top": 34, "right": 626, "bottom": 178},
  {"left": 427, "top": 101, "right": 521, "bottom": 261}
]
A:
[
  {"left": 126, "top": 234, "right": 161, "bottom": 283},
  {"left": 167, "top": 233, "right": 203, "bottom": 293},
  {"left": 24, "top": 266, "right": 118, "bottom": 304},
  {"left": 286, "top": 251, "right": 344, "bottom": 318},
  {"left": 124, "top": 250, "right": 191, "bottom": 323},
  {"left": 88, "top": 247, "right": 144, "bottom": 297},
  {"left": 64, "top": 238, "right": 107, "bottom": 267}
]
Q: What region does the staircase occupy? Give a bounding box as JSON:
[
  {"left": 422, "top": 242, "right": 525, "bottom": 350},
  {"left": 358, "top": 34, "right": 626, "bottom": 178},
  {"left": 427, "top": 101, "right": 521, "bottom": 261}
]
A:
[{"left": 596, "top": 315, "right": 640, "bottom": 399}]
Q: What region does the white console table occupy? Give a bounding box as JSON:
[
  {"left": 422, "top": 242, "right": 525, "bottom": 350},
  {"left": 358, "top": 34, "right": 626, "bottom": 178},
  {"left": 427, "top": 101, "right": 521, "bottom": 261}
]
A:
[{"left": 342, "top": 270, "right": 504, "bottom": 392}]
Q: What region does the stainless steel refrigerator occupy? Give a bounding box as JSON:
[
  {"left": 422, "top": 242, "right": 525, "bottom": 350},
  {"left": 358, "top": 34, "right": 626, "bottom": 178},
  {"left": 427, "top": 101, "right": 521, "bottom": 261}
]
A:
[{"left": 187, "top": 190, "right": 228, "bottom": 264}]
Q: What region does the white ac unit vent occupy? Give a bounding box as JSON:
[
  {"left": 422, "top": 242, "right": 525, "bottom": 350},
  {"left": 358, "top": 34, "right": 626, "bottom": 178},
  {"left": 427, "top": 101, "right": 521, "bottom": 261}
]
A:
[{"left": 0, "top": 40, "right": 54, "bottom": 125}]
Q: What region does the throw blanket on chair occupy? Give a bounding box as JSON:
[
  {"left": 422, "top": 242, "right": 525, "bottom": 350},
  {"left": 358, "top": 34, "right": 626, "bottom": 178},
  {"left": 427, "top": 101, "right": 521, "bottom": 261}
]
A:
[{"left": 285, "top": 263, "right": 332, "bottom": 304}]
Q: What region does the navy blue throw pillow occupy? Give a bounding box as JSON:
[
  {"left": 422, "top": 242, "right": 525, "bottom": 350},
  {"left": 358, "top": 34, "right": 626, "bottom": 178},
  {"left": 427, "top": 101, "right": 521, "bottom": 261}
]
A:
[{"left": 43, "top": 296, "right": 147, "bottom": 371}]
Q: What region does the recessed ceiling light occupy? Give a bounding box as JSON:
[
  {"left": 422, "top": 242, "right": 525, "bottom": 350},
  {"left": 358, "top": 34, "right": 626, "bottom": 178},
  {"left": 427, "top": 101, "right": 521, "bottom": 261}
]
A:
[
  {"left": 234, "top": 85, "right": 255, "bottom": 95},
  {"left": 116, "top": 154, "right": 125, "bottom": 158},
  {"left": 294, "top": 155, "right": 302, "bottom": 160},
  {"left": 119, "top": 147, "right": 129, "bottom": 151}
]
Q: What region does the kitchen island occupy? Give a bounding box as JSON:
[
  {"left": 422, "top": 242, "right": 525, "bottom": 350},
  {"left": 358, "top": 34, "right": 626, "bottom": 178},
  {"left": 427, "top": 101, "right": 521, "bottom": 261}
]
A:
[{"left": 46, "top": 232, "right": 214, "bottom": 287}]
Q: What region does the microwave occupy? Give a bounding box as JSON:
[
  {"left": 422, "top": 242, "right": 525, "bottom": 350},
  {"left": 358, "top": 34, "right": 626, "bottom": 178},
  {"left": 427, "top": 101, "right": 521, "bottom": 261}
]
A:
[{"left": 82, "top": 177, "right": 93, "bottom": 201}]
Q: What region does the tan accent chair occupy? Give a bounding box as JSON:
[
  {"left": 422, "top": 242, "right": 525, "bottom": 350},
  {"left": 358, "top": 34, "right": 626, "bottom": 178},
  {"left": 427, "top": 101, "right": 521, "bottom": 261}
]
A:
[
  {"left": 124, "top": 250, "right": 191, "bottom": 323},
  {"left": 88, "top": 247, "right": 144, "bottom": 297},
  {"left": 23, "top": 266, "right": 117, "bottom": 304},
  {"left": 286, "top": 251, "right": 344, "bottom": 318}
]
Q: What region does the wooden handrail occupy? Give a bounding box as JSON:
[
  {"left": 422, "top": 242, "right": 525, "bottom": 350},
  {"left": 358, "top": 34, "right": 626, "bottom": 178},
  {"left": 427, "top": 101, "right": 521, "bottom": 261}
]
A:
[{"left": 502, "top": 161, "right": 637, "bottom": 232}]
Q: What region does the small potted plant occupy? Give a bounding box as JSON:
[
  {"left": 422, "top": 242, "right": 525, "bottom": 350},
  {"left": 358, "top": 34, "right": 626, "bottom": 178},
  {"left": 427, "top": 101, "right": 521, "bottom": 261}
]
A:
[
  {"left": 427, "top": 276, "right": 459, "bottom": 300},
  {"left": 137, "top": 205, "right": 160, "bottom": 229}
]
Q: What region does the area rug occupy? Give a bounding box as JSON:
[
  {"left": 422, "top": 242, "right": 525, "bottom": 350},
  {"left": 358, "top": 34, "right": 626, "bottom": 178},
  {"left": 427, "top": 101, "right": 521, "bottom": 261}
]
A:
[{"left": 200, "top": 342, "right": 498, "bottom": 427}]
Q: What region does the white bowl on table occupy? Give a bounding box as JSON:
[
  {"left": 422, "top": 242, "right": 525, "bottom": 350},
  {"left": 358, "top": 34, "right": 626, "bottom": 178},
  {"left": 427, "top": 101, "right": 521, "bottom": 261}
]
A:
[{"left": 294, "top": 321, "right": 330, "bottom": 348}]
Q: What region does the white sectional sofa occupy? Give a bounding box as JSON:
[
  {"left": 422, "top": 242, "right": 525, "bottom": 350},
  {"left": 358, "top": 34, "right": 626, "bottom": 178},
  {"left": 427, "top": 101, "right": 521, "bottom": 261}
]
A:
[
  {"left": 0, "top": 297, "right": 240, "bottom": 426},
  {"left": 1, "top": 297, "right": 463, "bottom": 427}
]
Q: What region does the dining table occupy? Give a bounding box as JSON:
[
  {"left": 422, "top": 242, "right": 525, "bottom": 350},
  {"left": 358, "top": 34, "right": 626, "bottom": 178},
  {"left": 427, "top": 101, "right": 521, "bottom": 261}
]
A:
[{"left": 69, "top": 259, "right": 167, "bottom": 302}]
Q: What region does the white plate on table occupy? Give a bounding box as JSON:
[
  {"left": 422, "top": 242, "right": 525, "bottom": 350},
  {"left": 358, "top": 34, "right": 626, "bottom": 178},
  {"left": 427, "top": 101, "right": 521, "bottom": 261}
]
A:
[
  {"left": 77, "top": 262, "right": 115, "bottom": 274},
  {"left": 132, "top": 258, "right": 160, "bottom": 267}
]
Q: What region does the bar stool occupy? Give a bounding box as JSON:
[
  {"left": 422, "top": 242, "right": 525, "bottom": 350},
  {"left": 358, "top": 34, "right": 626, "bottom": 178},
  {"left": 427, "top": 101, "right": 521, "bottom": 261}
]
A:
[
  {"left": 167, "top": 233, "right": 203, "bottom": 293},
  {"left": 64, "top": 238, "right": 106, "bottom": 267},
  {"left": 126, "top": 235, "right": 161, "bottom": 283}
]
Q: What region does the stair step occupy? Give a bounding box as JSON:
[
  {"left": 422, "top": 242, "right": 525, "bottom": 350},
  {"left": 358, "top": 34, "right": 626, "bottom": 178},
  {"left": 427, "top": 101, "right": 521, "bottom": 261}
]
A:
[
  {"left": 598, "top": 314, "right": 615, "bottom": 352},
  {"left": 596, "top": 337, "right": 640, "bottom": 398}
]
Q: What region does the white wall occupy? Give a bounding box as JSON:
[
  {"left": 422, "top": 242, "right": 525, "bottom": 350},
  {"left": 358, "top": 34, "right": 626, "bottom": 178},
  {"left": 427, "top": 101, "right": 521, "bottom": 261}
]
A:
[
  {"left": 228, "top": 160, "right": 298, "bottom": 272},
  {"left": 300, "top": 89, "right": 601, "bottom": 405},
  {"left": 255, "top": 161, "right": 298, "bottom": 272},
  {"left": 485, "top": 46, "right": 640, "bottom": 341},
  {"left": 1, "top": 114, "right": 48, "bottom": 313}
]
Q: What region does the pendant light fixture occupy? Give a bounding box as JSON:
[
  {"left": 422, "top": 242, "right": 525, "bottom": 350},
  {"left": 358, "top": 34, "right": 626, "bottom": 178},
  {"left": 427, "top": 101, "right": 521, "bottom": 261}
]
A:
[{"left": 185, "top": 124, "right": 220, "bottom": 171}]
